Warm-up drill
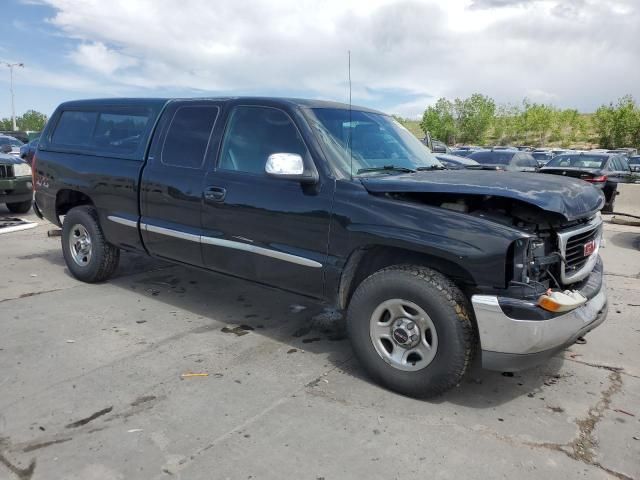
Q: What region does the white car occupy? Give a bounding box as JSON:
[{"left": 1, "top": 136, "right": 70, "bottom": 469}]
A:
[{"left": 0, "top": 135, "right": 24, "bottom": 156}]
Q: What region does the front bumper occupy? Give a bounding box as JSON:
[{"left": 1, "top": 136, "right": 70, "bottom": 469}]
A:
[
  {"left": 472, "top": 259, "right": 607, "bottom": 372},
  {"left": 0, "top": 176, "right": 32, "bottom": 203}
]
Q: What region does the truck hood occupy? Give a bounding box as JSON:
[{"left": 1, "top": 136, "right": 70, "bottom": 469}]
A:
[
  {"left": 360, "top": 170, "right": 604, "bottom": 221},
  {"left": 0, "top": 153, "right": 26, "bottom": 165}
]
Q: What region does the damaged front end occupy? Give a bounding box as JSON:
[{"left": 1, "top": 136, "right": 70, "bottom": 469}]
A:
[
  {"left": 503, "top": 209, "right": 603, "bottom": 311},
  {"left": 360, "top": 170, "right": 608, "bottom": 371},
  {"left": 388, "top": 190, "right": 607, "bottom": 371},
  {"left": 390, "top": 191, "right": 604, "bottom": 306}
]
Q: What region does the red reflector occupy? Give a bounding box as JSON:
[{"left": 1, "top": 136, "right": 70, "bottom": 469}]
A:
[{"left": 586, "top": 175, "right": 607, "bottom": 183}]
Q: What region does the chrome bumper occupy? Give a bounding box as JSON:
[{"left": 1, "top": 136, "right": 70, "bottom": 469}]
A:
[{"left": 472, "top": 280, "right": 607, "bottom": 371}]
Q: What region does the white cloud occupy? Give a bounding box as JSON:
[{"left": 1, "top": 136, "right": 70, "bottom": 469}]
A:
[
  {"left": 28, "top": 0, "right": 640, "bottom": 116},
  {"left": 69, "top": 42, "right": 138, "bottom": 75}
]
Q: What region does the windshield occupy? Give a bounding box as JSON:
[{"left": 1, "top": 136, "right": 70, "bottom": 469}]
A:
[
  {"left": 0, "top": 136, "right": 23, "bottom": 147},
  {"left": 545, "top": 155, "right": 607, "bottom": 169},
  {"left": 307, "top": 108, "right": 441, "bottom": 176}
]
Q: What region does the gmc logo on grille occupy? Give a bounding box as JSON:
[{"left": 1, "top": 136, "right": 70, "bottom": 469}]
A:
[{"left": 583, "top": 239, "right": 596, "bottom": 257}]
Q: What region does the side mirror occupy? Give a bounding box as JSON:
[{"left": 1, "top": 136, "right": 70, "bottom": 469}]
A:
[
  {"left": 0, "top": 144, "right": 12, "bottom": 154},
  {"left": 265, "top": 153, "right": 318, "bottom": 184}
]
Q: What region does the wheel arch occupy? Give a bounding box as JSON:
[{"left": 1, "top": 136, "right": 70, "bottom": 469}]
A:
[
  {"left": 337, "top": 245, "right": 477, "bottom": 310},
  {"left": 55, "top": 189, "right": 94, "bottom": 225}
]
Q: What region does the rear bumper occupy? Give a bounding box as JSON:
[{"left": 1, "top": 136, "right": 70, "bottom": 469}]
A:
[{"left": 472, "top": 261, "right": 607, "bottom": 372}]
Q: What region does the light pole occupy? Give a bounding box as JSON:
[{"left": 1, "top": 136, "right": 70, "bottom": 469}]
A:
[{"left": 2, "top": 62, "right": 24, "bottom": 131}]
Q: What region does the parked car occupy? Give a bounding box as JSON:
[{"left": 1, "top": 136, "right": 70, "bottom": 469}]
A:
[
  {"left": 628, "top": 155, "right": 640, "bottom": 172},
  {"left": 531, "top": 151, "right": 554, "bottom": 167},
  {"left": 0, "top": 130, "right": 30, "bottom": 143},
  {"left": 610, "top": 148, "right": 638, "bottom": 157},
  {"left": 466, "top": 149, "right": 539, "bottom": 172},
  {"left": 34, "top": 97, "right": 607, "bottom": 398},
  {"left": 491, "top": 146, "right": 515, "bottom": 151},
  {"left": 20, "top": 137, "right": 39, "bottom": 165},
  {"left": 0, "top": 135, "right": 24, "bottom": 156},
  {"left": 450, "top": 146, "right": 484, "bottom": 157},
  {"left": 0, "top": 152, "right": 33, "bottom": 213},
  {"left": 430, "top": 139, "right": 451, "bottom": 154},
  {"left": 539, "top": 152, "right": 633, "bottom": 212},
  {"left": 435, "top": 153, "right": 480, "bottom": 169}
]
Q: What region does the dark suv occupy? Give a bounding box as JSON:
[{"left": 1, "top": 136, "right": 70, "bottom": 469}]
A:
[{"left": 33, "top": 97, "right": 607, "bottom": 398}]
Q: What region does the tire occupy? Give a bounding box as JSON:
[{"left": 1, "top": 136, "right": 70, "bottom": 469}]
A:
[
  {"left": 6, "top": 200, "right": 32, "bottom": 214},
  {"left": 602, "top": 186, "right": 616, "bottom": 213},
  {"left": 602, "top": 191, "right": 617, "bottom": 213},
  {"left": 61, "top": 206, "right": 120, "bottom": 283},
  {"left": 347, "top": 265, "right": 476, "bottom": 398}
]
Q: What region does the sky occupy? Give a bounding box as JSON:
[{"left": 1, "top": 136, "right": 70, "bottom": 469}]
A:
[{"left": 0, "top": 0, "right": 638, "bottom": 120}]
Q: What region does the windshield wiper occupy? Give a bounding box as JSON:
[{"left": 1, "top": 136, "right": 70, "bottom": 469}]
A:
[
  {"left": 416, "top": 165, "right": 446, "bottom": 171},
  {"left": 356, "top": 165, "right": 416, "bottom": 175}
]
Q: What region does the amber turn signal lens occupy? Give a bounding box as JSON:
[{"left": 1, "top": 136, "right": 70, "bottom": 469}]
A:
[{"left": 538, "top": 296, "right": 563, "bottom": 312}]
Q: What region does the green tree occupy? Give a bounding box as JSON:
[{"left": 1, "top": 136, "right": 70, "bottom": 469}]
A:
[
  {"left": 0, "top": 110, "right": 48, "bottom": 132},
  {"left": 420, "top": 97, "right": 457, "bottom": 144},
  {"left": 593, "top": 95, "right": 640, "bottom": 148},
  {"left": 521, "top": 100, "right": 555, "bottom": 145},
  {"left": 454, "top": 93, "right": 495, "bottom": 144},
  {"left": 491, "top": 103, "right": 522, "bottom": 145},
  {"left": 17, "top": 110, "right": 48, "bottom": 131}
]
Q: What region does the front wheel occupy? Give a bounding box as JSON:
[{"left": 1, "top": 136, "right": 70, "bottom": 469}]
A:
[
  {"left": 347, "top": 265, "right": 476, "bottom": 398},
  {"left": 6, "top": 200, "right": 32, "bottom": 214},
  {"left": 62, "top": 206, "right": 120, "bottom": 283}
]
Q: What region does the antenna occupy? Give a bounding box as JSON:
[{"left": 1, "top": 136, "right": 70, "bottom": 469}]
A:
[{"left": 348, "top": 50, "right": 353, "bottom": 179}]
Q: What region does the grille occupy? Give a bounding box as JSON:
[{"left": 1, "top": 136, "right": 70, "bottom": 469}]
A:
[
  {"left": 557, "top": 215, "right": 602, "bottom": 284},
  {"left": 0, "top": 164, "right": 14, "bottom": 178},
  {"left": 564, "top": 227, "right": 599, "bottom": 273}
]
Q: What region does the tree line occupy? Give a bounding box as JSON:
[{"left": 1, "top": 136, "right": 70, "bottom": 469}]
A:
[
  {"left": 0, "top": 110, "right": 48, "bottom": 132},
  {"left": 419, "top": 94, "right": 640, "bottom": 149}
]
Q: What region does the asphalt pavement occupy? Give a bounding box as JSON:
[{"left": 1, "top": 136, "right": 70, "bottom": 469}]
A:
[{"left": 0, "top": 206, "right": 638, "bottom": 480}]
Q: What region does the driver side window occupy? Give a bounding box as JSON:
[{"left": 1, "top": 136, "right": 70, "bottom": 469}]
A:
[{"left": 219, "top": 106, "right": 309, "bottom": 174}]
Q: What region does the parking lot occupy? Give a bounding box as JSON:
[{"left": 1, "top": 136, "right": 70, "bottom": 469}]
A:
[{"left": 0, "top": 206, "right": 638, "bottom": 480}]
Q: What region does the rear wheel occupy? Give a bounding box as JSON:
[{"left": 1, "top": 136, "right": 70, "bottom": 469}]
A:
[
  {"left": 347, "top": 265, "right": 476, "bottom": 398},
  {"left": 62, "top": 206, "right": 120, "bottom": 283},
  {"left": 6, "top": 200, "right": 32, "bottom": 214},
  {"left": 602, "top": 185, "right": 616, "bottom": 213}
]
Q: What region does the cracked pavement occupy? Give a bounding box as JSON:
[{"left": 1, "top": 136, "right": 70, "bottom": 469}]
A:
[{"left": 0, "top": 207, "right": 639, "bottom": 480}]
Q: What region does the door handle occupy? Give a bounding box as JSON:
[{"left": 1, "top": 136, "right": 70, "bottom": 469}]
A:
[{"left": 204, "top": 186, "right": 226, "bottom": 202}]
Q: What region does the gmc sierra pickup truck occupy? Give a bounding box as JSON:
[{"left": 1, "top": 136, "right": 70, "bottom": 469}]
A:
[{"left": 33, "top": 97, "right": 607, "bottom": 397}]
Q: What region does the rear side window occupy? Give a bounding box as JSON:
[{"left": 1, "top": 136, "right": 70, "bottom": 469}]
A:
[
  {"left": 94, "top": 113, "right": 150, "bottom": 154},
  {"left": 52, "top": 111, "right": 97, "bottom": 146},
  {"left": 161, "top": 106, "right": 219, "bottom": 169},
  {"left": 619, "top": 157, "right": 630, "bottom": 170},
  {"left": 608, "top": 157, "right": 620, "bottom": 171},
  {"left": 520, "top": 154, "right": 537, "bottom": 168},
  {"left": 50, "top": 108, "right": 152, "bottom": 157}
]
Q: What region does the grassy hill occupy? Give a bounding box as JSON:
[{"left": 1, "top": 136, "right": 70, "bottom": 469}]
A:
[{"left": 398, "top": 114, "right": 600, "bottom": 148}]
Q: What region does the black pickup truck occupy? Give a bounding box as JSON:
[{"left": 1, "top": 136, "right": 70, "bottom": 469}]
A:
[{"left": 34, "top": 97, "right": 608, "bottom": 397}]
